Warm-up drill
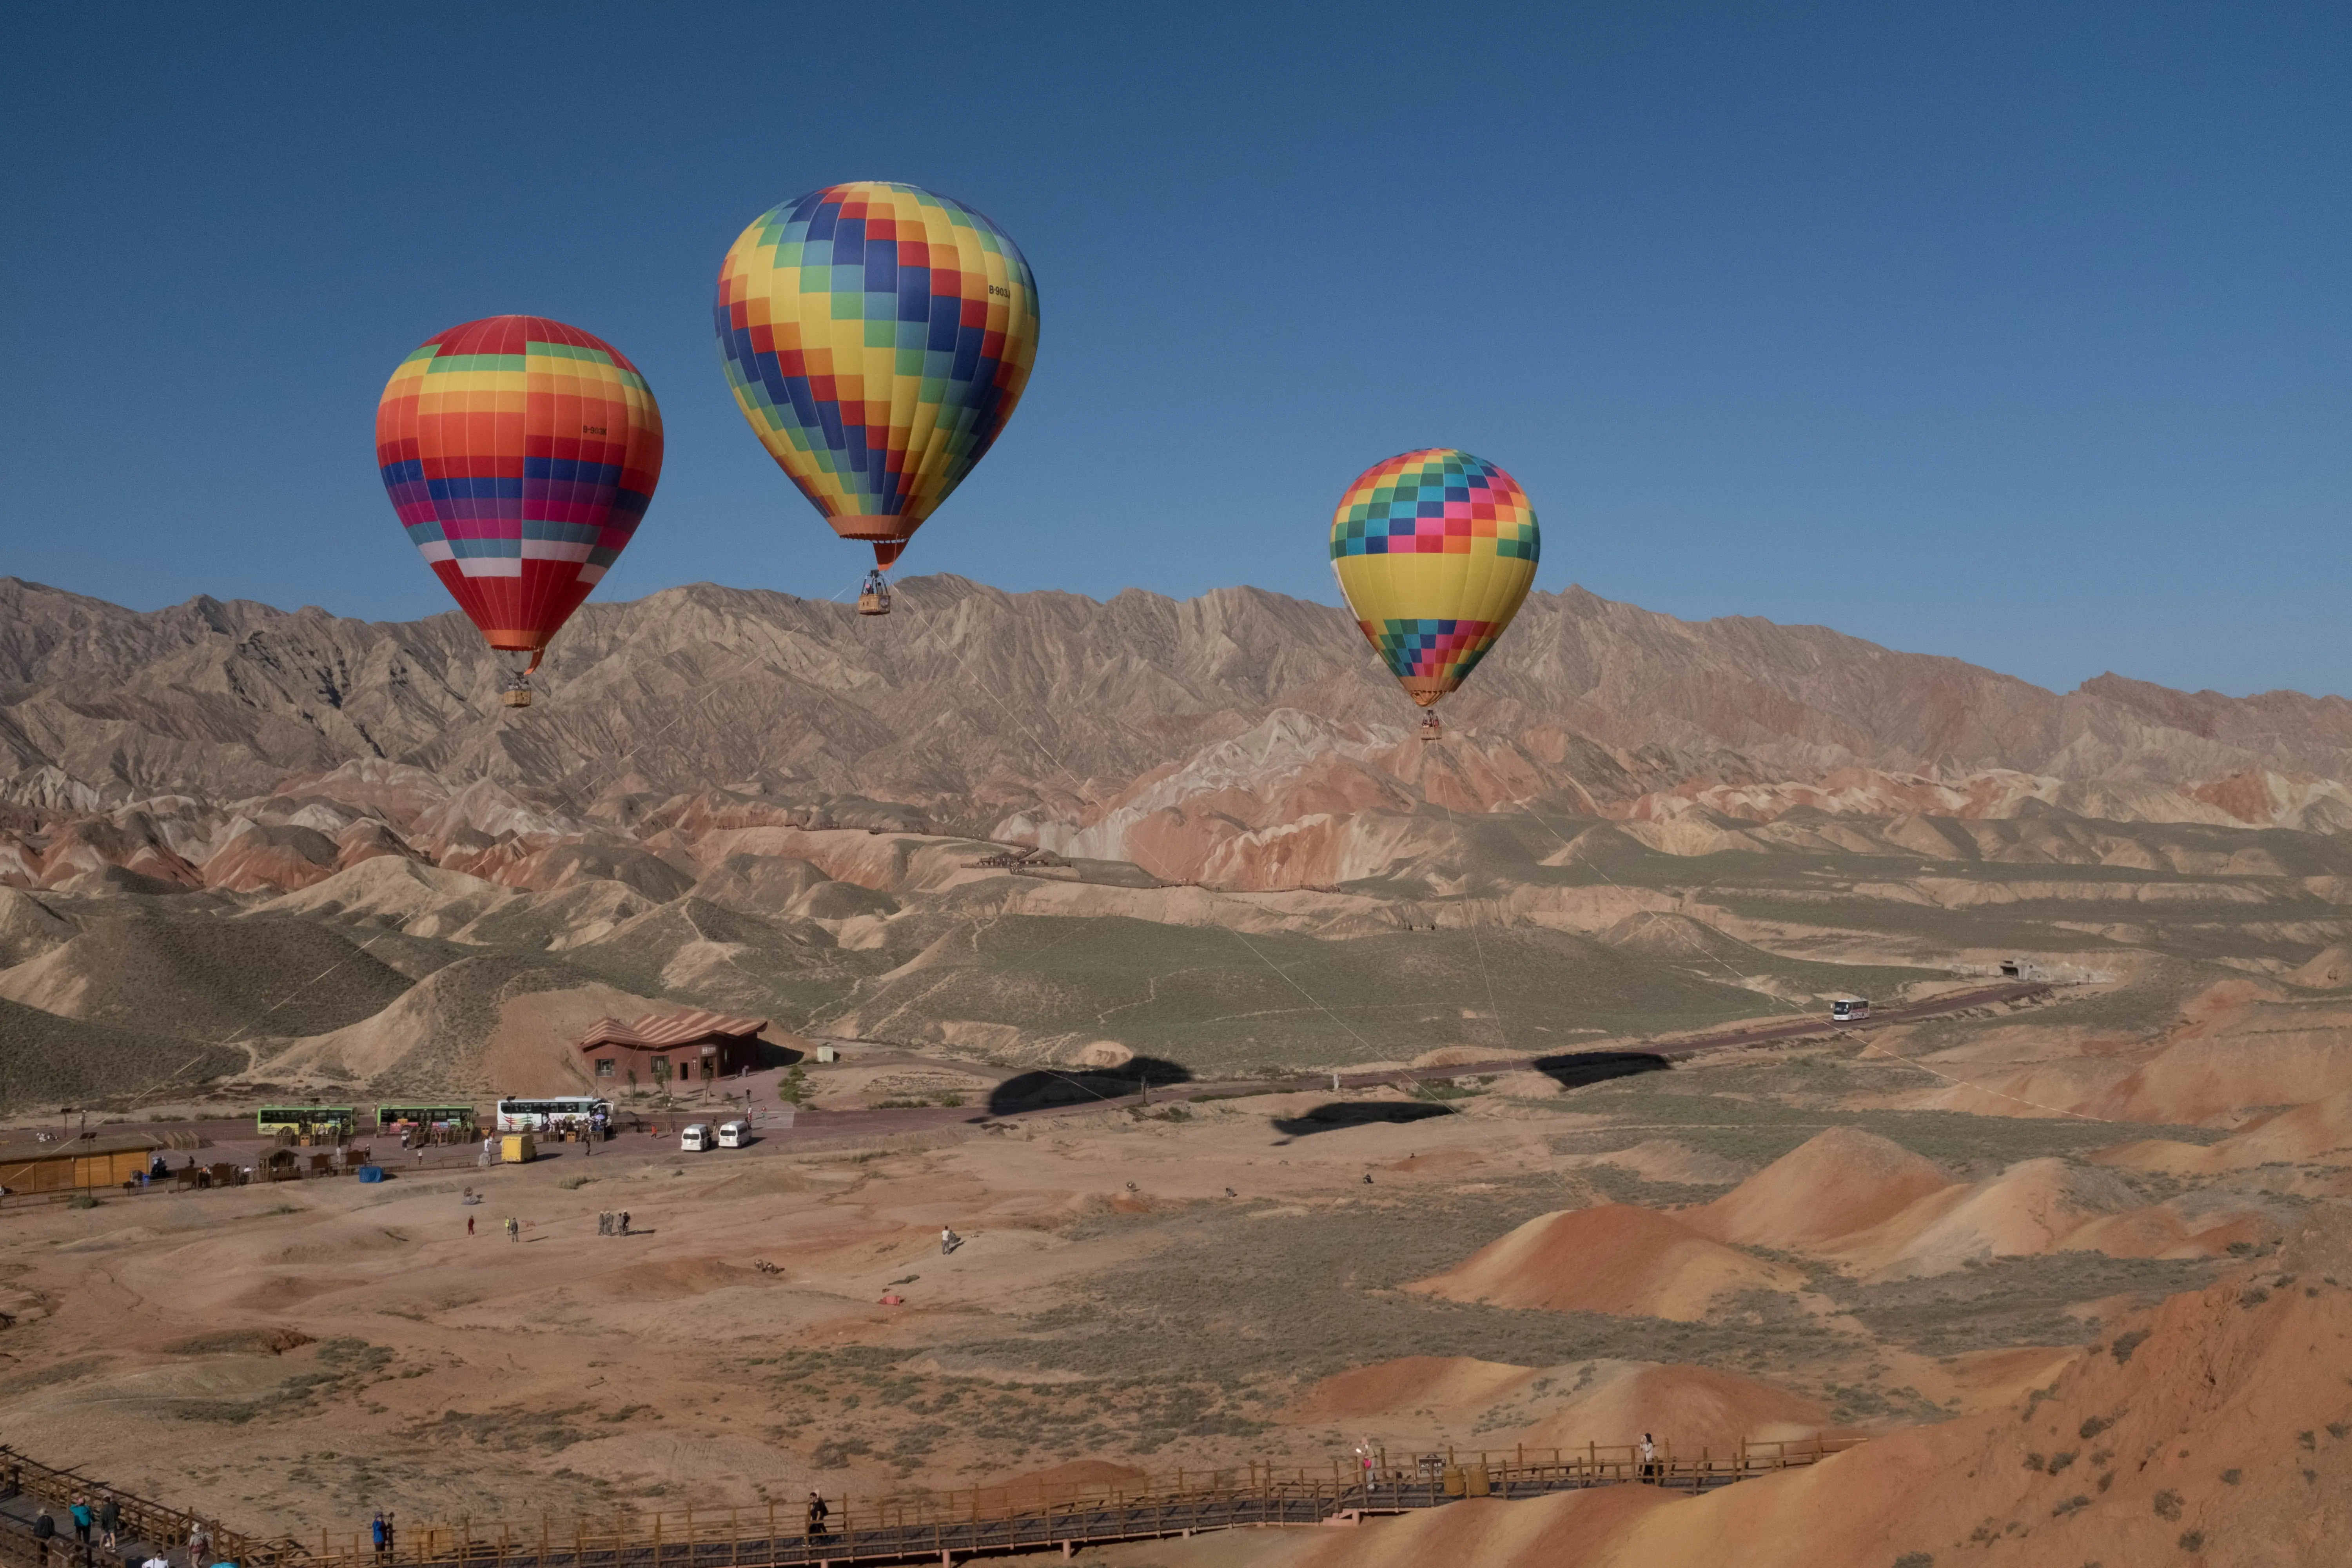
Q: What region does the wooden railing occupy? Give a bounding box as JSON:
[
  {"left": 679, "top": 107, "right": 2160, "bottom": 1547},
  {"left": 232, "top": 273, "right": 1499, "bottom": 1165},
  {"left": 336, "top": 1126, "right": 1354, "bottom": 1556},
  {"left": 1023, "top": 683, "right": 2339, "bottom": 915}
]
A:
[
  {"left": 0, "top": 1437, "right": 1857, "bottom": 1568},
  {"left": 281, "top": 1438, "right": 1857, "bottom": 1568},
  {"left": 0, "top": 1445, "right": 302, "bottom": 1568}
]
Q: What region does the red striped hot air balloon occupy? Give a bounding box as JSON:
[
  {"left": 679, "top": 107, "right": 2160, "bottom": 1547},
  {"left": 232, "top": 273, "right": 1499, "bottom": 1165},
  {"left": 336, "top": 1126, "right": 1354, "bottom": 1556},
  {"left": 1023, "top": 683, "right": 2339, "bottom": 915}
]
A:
[{"left": 375, "top": 316, "right": 663, "bottom": 706}]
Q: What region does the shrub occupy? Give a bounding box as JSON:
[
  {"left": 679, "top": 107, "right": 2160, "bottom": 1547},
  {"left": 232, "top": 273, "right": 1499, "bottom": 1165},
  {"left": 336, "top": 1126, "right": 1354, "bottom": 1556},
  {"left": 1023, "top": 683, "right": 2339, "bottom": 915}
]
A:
[
  {"left": 558, "top": 1174, "right": 593, "bottom": 1191},
  {"left": 2220, "top": 1469, "right": 2242, "bottom": 1485},
  {"left": 2109, "top": 1330, "right": 2149, "bottom": 1365},
  {"left": 2241, "top": 1286, "right": 2270, "bottom": 1307},
  {"left": 2078, "top": 1414, "right": 2111, "bottom": 1440},
  {"left": 2152, "top": 1489, "right": 2183, "bottom": 1521},
  {"left": 67, "top": 1194, "right": 99, "bottom": 1210},
  {"left": 2177, "top": 1532, "right": 2203, "bottom": 1552},
  {"left": 1892, "top": 1554, "right": 1934, "bottom": 1568},
  {"left": 811, "top": 1436, "right": 872, "bottom": 1468}
]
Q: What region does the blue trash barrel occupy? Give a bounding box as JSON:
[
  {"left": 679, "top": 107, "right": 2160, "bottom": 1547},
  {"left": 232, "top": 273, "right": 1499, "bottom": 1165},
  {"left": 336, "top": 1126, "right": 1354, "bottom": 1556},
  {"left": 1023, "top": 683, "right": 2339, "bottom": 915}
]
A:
[{"left": 356, "top": 1166, "right": 385, "bottom": 1183}]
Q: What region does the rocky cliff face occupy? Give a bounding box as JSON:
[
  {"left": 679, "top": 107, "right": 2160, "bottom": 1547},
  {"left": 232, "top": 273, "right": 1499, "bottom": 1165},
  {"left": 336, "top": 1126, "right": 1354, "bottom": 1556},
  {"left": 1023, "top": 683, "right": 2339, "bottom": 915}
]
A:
[{"left": 5, "top": 573, "right": 2350, "bottom": 893}]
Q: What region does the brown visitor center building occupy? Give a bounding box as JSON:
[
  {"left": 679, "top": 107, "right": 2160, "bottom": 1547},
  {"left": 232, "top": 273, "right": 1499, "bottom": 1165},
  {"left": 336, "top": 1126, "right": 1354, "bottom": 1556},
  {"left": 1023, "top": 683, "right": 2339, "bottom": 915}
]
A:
[{"left": 576, "top": 1011, "right": 769, "bottom": 1088}]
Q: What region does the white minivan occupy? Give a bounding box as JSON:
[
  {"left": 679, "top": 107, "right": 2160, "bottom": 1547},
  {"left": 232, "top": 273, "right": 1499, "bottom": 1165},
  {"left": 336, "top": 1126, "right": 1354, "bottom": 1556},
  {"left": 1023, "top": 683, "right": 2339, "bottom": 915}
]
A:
[
  {"left": 679, "top": 1123, "right": 712, "bottom": 1152},
  {"left": 716, "top": 1120, "right": 751, "bottom": 1149}
]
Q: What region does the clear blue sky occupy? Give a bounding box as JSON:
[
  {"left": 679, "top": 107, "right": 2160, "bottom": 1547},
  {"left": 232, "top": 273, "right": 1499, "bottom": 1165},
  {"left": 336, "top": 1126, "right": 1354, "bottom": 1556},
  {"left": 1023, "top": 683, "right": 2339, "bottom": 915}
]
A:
[{"left": 4, "top": 2, "right": 2346, "bottom": 697}]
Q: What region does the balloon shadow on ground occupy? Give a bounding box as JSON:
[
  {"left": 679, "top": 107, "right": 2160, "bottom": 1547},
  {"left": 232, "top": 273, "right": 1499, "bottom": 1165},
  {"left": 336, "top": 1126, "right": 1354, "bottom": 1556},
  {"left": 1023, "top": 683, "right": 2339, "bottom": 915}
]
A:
[
  {"left": 1270, "top": 1102, "right": 1458, "bottom": 1138},
  {"left": 1530, "top": 1051, "right": 1672, "bottom": 1090},
  {"left": 987, "top": 1058, "right": 1193, "bottom": 1117}
]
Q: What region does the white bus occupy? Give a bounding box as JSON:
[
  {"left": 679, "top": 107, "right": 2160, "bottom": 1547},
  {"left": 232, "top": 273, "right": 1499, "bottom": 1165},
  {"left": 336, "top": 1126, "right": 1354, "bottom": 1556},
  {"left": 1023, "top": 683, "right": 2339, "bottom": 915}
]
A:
[
  {"left": 495, "top": 1096, "right": 612, "bottom": 1133},
  {"left": 1831, "top": 998, "right": 1871, "bottom": 1023}
]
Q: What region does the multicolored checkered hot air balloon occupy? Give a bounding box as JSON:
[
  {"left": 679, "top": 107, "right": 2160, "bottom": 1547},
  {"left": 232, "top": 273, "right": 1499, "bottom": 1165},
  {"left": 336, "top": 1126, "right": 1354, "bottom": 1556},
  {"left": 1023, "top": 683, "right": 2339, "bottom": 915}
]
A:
[
  {"left": 375, "top": 316, "right": 663, "bottom": 707},
  {"left": 1328, "top": 450, "right": 1540, "bottom": 738},
  {"left": 715, "top": 181, "right": 1040, "bottom": 614}
]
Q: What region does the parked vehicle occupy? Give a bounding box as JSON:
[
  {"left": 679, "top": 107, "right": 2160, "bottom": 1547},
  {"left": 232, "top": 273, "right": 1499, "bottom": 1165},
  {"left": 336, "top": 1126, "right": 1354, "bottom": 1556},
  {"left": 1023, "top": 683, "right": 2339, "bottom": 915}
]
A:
[
  {"left": 679, "top": 1124, "right": 712, "bottom": 1152},
  {"left": 717, "top": 1120, "right": 751, "bottom": 1149}
]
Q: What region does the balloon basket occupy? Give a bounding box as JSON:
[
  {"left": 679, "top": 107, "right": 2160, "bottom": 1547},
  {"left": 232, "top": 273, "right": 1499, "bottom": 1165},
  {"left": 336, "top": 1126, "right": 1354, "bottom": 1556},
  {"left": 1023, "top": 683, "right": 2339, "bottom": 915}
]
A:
[
  {"left": 1419, "top": 714, "right": 1443, "bottom": 742},
  {"left": 856, "top": 592, "right": 891, "bottom": 616},
  {"left": 501, "top": 677, "right": 534, "bottom": 709}
]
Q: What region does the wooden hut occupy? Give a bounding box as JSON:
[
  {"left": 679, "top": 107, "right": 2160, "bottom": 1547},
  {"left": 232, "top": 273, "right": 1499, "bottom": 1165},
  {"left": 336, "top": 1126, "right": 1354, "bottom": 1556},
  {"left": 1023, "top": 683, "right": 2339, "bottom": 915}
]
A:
[
  {"left": 576, "top": 1011, "right": 771, "bottom": 1088},
  {"left": 0, "top": 1135, "right": 164, "bottom": 1196}
]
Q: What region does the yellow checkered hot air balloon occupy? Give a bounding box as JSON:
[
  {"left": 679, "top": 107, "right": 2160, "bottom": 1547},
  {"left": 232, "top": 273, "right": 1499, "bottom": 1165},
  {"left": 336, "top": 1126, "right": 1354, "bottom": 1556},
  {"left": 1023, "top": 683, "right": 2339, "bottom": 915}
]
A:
[
  {"left": 715, "top": 181, "right": 1040, "bottom": 614},
  {"left": 1328, "top": 450, "right": 1539, "bottom": 738}
]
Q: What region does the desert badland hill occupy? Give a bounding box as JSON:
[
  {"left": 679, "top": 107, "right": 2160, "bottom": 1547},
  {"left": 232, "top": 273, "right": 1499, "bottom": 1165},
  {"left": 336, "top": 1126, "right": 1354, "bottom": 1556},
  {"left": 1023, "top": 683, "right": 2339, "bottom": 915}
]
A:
[
  {"left": 10, "top": 569, "right": 2352, "bottom": 1092},
  {"left": 4, "top": 573, "right": 2352, "bottom": 1565}
]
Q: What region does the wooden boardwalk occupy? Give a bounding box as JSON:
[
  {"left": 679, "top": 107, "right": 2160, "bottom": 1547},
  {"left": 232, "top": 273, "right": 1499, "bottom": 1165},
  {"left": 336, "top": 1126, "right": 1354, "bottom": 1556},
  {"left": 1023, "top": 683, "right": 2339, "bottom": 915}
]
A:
[{"left": 0, "top": 1439, "right": 1857, "bottom": 1568}]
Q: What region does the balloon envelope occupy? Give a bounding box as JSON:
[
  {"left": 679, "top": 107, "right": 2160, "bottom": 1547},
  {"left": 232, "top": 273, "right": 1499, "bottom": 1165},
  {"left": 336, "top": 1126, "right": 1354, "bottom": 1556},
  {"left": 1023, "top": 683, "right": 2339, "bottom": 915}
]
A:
[
  {"left": 1328, "top": 450, "right": 1539, "bottom": 707},
  {"left": 375, "top": 315, "right": 662, "bottom": 656},
  {"left": 715, "top": 181, "right": 1040, "bottom": 566}
]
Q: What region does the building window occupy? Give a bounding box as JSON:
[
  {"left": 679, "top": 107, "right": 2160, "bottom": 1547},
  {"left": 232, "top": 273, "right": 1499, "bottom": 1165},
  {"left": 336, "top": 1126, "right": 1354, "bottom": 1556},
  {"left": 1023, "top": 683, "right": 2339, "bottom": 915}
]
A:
[{"left": 595, "top": 1059, "right": 615, "bottom": 1078}]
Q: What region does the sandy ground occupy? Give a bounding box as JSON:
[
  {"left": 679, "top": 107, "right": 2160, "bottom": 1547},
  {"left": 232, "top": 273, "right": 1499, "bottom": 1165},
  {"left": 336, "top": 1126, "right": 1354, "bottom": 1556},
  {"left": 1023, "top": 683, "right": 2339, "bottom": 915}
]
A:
[{"left": 0, "top": 989, "right": 2341, "bottom": 1563}]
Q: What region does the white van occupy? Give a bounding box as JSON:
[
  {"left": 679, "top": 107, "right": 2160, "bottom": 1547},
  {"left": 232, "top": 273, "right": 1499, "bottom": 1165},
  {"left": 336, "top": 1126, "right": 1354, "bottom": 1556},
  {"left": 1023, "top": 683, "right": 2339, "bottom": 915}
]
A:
[
  {"left": 679, "top": 1123, "right": 712, "bottom": 1152},
  {"left": 716, "top": 1120, "right": 751, "bottom": 1149}
]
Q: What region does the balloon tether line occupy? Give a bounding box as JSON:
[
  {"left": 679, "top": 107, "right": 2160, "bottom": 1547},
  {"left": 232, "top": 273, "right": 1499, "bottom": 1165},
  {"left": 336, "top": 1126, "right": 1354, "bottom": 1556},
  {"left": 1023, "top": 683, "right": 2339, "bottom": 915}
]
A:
[
  {"left": 158, "top": 573, "right": 876, "bottom": 1083},
  {"left": 1508, "top": 800, "right": 2110, "bottom": 1122},
  {"left": 888, "top": 581, "right": 1386, "bottom": 1062},
  {"left": 1432, "top": 756, "right": 1506, "bottom": 1055}
]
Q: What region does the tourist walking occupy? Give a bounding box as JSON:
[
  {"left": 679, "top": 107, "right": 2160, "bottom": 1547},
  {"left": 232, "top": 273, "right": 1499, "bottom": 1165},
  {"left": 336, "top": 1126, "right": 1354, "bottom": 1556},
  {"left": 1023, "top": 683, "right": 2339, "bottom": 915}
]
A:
[
  {"left": 187, "top": 1519, "right": 212, "bottom": 1566},
  {"left": 1638, "top": 1433, "right": 1658, "bottom": 1483},
  {"left": 466, "top": 1214, "right": 474, "bottom": 1236},
  {"left": 67, "top": 1496, "right": 91, "bottom": 1545},
  {"left": 96, "top": 1496, "right": 118, "bottom": 1551},
  {"left": 941, "top": 1226, "right": 960, "bottom": 1254},
  {"left": 505, "top": 1216, "right": 519, "bottom": 1242},
  {"left": 371, "top": 1513, "right": 388, "bottom": 1563},
  {"left": 617, "top": 1210, "right": 630, "bottom": 1236},
  {"left": 804, "top": 1491, "right": 828, "bottom": 1539}
]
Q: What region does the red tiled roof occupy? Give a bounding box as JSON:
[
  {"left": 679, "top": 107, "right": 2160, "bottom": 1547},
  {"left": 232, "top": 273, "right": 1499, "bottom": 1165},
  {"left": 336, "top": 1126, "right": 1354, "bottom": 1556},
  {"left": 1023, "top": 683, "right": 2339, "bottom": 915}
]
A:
[{"left": 577, "top": 1011, "right": 768, "bottom": 1052}]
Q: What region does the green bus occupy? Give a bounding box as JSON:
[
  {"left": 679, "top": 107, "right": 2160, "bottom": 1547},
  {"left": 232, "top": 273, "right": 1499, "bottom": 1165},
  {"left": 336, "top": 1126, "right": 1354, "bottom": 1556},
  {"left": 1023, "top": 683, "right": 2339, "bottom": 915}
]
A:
[
  {"left": 375, "top": 1103, "right": 478, "bottom": 1132},
  {"left": 256, "top": 1105, "right": 357, "bottom": 1138}
]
